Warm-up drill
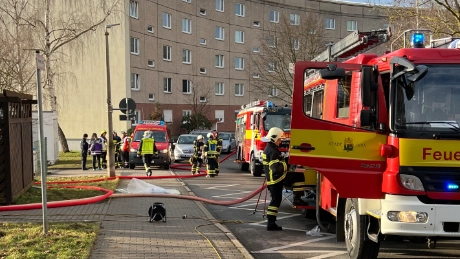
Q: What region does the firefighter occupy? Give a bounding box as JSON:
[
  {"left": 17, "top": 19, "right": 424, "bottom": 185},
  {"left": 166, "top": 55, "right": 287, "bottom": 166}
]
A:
[
  {"left": 263, "top": 127, "right": 307, "bottom": 231},
  {"left": 190, "top": 135, "right": 205, "bottom": 175},
  {"left": 120, "top": 131, "right": 130, "bottom": 168},
  {"left": 113, "top": 131, "right": 122, "bottom": 168},
  {"left": 100, "top": 130, "right": 108, "bottom": 168},
  {"left": 212, "top": 130, "right": 223, "bottom": 176},
  {"left": 137, "top": 130, "right": 158, "bottom": 176},
  {"left": 203, "top": 132, "right": 219, "bottom": 177}
]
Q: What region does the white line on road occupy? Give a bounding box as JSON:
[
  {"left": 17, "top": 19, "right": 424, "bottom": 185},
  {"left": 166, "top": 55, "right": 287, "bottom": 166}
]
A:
[
  {"left": 212, "top": 190, "right": 252, "bottom": 198},
  {"left": 251, "top": 250, "right": 345, "bottom": 254},
  {"left": 309, "top": 252, "right": 347, "bottom": 259},
  {"left": 253, "top": 236, "right": 336, "bottom": 253}
]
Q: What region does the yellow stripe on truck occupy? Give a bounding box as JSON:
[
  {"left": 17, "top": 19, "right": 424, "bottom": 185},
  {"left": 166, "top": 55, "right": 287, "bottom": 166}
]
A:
[
  {"left": 290, "top": 129, "right": 387, "bottom": 161},
  {"left": 399, "top": 138, "right": 460, "bottom": 167}
]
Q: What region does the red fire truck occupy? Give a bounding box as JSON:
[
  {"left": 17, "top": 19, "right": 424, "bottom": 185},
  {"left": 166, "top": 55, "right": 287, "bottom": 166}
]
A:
[
  {"left": 290, "top": 28, "right": 460, "bottom": 258},
  {"left": 235, "top": 100, "right": 291, "bottom": 176}
]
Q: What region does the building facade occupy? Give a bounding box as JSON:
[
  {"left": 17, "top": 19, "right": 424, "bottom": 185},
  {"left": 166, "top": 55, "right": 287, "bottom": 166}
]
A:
[{"left": 58, "top": 0, "right": 388, "bottom": 149}]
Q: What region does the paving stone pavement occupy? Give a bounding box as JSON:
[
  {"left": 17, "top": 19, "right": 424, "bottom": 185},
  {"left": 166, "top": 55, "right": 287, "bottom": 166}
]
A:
[{"left": 0, "top": 168, "right": 254, "bottom": 259}]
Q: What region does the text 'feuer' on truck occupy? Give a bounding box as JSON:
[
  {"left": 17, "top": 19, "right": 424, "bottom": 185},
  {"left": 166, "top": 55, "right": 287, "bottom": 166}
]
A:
[{"left": 289, "top": 28, "right": 460, "bottom": 259}]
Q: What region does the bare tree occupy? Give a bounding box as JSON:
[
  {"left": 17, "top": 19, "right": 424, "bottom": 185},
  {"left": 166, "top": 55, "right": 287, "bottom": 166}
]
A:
[
  {"left": 179, "top": 75, "right": 214, "bottom": 130},
  {"left": 249, "top": 13, "right": 326, "bottom": 104},
  {"left": 0, "top": 0, "right": 36, "bottom": 94}
]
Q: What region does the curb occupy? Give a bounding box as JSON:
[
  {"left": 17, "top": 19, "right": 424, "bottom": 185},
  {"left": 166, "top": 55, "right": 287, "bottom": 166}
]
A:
[{"left": 171, "top": 170, "right": 255, "bottom": 259}]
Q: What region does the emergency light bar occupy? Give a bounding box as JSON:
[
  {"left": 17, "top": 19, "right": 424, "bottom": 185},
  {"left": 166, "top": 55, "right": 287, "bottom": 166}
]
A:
[
  {"left": 410, "top": 32, "right": 425, "bottom": 48},
  {"left": 139, "top": 120, "right": 165, "bottom": 125},
  {"left": 241, "top": 100, "right": 277, "bottom": 109},
  {"left": 447, "top": 183, "right": 459, "bottom": 190}
]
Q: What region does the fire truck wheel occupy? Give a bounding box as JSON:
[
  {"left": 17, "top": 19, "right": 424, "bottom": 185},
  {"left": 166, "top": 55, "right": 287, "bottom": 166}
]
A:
[
  {"left": 239, "top": 162, "right": 249, "bottom": 171},
  {"left": 250, "top": 155, "right": 263, "bottom": 177},
  {"left": 344, "top": 198, "right": 380, "bottom": 259}
]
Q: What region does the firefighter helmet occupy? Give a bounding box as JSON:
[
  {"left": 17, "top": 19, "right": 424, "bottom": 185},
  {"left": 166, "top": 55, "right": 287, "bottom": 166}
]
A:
[
  {"left": 212, "top": 130, "right": 218, "bottom": 138},
  {"left": 143, "top": 130, "right": 152, "bottom": 137},
  {"left": 207, "top": 132, "right": 213, "bottom": 139},
  {"left": 266, "top": 127, "right": 284, "bottom": 143},
  {"left": 101, "top": 130, "right": 107, "bottom": 135},
  {"left": 197, "top": 135, "right": 204, "bottom": 140}
]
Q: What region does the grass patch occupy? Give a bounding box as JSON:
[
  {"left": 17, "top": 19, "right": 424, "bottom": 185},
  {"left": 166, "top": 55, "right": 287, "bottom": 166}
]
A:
[
  {"left": 48, "top": 151, "right": 85, "bottom": 170},
  {"left": 0, "top": 222, "right": 99, "bottom": 259},
  {"left": 14, "top": 175, "right": 119, "bottom": 205}
]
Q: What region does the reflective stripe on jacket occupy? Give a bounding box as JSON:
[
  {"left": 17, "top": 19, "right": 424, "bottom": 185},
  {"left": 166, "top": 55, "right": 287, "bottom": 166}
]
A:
[
  {"left": 139, "top": 138, "right": 156, "bottom": 155},
  {"left": 263, "top": 142, "right": 287, "bottom": 185},
  {"left": 204, "top": 139, "right": 219, "bottom": 157}
]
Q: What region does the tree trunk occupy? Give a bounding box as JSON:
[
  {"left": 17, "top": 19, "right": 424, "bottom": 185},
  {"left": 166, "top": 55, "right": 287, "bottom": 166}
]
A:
[{"left": 58, "top": 123, "right": 70, "bottom": 153}]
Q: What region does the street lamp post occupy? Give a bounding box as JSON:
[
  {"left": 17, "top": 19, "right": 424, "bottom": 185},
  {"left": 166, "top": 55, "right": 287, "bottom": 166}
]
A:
[{"left": 105, "top": 23, "right": 120, "bottom": 177}]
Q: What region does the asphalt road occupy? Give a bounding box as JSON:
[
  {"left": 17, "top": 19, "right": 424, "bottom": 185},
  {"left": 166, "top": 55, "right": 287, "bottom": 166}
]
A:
[{"left": 171, "top": 154, "right": 460, "bottom": 259}]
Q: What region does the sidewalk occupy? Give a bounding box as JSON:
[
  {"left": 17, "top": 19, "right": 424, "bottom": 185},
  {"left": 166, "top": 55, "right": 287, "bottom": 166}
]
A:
[{"left": 0, "top": 168, "right": 254, "bottom": 259}]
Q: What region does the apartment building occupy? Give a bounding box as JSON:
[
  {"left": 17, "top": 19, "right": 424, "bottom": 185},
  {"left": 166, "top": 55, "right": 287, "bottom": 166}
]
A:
[{"left": 57, "top": 0, "right": 388, "bottom": 149}]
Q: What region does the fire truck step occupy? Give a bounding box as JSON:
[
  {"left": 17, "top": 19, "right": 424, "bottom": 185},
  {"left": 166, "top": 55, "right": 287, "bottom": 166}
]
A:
[{"left": 366, "top": 209, "right": 381, "bottom": 219}]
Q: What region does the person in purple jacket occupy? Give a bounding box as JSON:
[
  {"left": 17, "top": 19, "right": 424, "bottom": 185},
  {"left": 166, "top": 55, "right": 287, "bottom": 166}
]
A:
[{"left": 89, "top": 132, "right": 103, "bottom": 170}]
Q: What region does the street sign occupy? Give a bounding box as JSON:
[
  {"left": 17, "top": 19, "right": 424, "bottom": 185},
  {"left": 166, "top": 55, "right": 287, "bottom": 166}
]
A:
[
  {"left": 119, "top": 114, "right": 137, "bottom": 121},
  {"left": 36, "top": 53, "right": 45, "bottom": 71},
  {"left": 118, "top": 98, "right": 136, "bottom": 114}
]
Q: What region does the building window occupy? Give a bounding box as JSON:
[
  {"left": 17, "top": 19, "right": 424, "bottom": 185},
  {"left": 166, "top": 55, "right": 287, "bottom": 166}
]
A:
[
  {"left": 215, "top": 110, "right": 224, "bottom": 123},
  {"left": 148, "top": 94, "right": 155, "bottom": 101},
  {"left": 215, "top": 82, "right": 224, "bottom": 95},
  {"left": 163, "top": 110, "right": 173, "bottom": 123},
  {"left": 268, "top": 87, "right": 278, "bottom": 97},
  {"left": 148, "top": 60, "right": 155, "bottom": 67},
  {"left": 234, "top": 57, "right": 244, "bottom": 70},
  {"left": 131, "top": 73, "right": 140, "bottom": 90},
  {"left": 200, "top": 68, "right": 206, "bottom": 74},
  {"left": 347, "top": 20, "right": 357, "bottom": 31},
  {"left": 183, "top": 0, "right": 191, "bottom": 3},
  {"left": 215, "top": 54, "right": 224, "bottom": 68},
  {"left": 182, "top": 18, "right": 192, "bottom": 33},
  {"left": 253, "top": 47, "right": 260, "bottom": 53},
  {"left": 235, "top": 83, "right": 244, "bottom": 96},
  {"left": 147, "top": 25, "right": 154, "bottom": 33},
  {"left": 200, "top": 9, "right": 206, "bottom": 15},
  {"left": 269, "top": 10, "right": 279, "bottom": 23},
  {"left": 183, "top": 110, "right": 192, "bottom": 117},
  {"left": 268, "top": 35, "right": 277, "bottom": 48},
  {"left": 182, "top": 80, "right": 192, "bottom": 94},
  {"left": 163, "top": 45, "right": 171, "bottom": 61},
  {"left": 326, "top": 18, "right": 335, "bottom": 30},
  {"left": 163, "top": 77, "right": 172, "bottom": 93},
  {"left": 129, "top": 1, "right": 138, "bottom": 19},
  {"left": 130, "top": 37, "right": 139, "bottom": 55},
  {"left": 252, "top": 73, "right": 259, "bottom": 78},
  {"left": 235, "top": 3, "right": 245, "bottom": 17},
  {"left": 235, "top": 30, "right": 244, "bottom": 43},
  {"left": 291, "top": 38, "right": 300, "bottom": 50},
  {"left": 290, "top": 14, "right": 300, "bottom": 25},
  {"left": 200, "top": 96, "right": 207, "bottom": 103},
  {"left": 268, "top": 61, "right": 278, "bottom": 72},
  {"left": 162, "top": 12, "right": 171, "bottom": 29},
  {"left": 200, "top": 38, "right": 207, "bottom": 45},
  {"left": 215, "top": 26, "right": 224, "bottom": 40},
  {"left": 216, "top": 0, "right": 224, "bottom": 12},
  {"left": 182, "top": 49, "right": 191, "bottom": 64},
  {"left": 253, "top": 21, "right": 260, "bottom": 27}
]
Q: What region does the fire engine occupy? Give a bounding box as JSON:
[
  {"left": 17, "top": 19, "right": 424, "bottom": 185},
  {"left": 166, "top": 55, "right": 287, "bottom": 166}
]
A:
[
  {"left": 235, "top": 100, "right": 291, "bottom": 176},
  {"left": 290, "top": 27, "right": 460, "bottom": 259}
]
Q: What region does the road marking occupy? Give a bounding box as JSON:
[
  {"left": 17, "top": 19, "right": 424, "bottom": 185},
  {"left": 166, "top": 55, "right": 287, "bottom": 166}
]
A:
[
  {"left": 212, "top": 190, "right": 252, "bottom": 198},
  {"left": 309, "top": 252, "right": 347, "bottom": 259}
]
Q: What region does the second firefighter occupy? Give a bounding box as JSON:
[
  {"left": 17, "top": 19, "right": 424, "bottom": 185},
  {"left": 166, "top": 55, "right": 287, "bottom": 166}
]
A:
[{"left": 137, "top": 130, "right": 158, "bottom": 176}]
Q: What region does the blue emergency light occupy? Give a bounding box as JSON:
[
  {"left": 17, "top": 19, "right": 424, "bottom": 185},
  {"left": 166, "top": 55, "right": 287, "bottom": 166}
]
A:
[
  {"left": 410, "top": 32, "right": 425, "bottom": 48},
  {"left": 160, "top": 121, "right": 165, "bottom": 126},
  {"left": 447, "top": 183, "right": 459, "bottom": 190},
  {"left": 266, "top": 101, "right": 274, "bottom": 107}
]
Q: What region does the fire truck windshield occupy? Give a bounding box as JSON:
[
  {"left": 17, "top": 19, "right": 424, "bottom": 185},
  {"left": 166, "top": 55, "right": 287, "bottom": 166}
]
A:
[
  {"left": 263, "top": 113, "right": 291, "bottom": 132},
  {"left": 394, "top": 64, "right": 460, "bottom": 132}
]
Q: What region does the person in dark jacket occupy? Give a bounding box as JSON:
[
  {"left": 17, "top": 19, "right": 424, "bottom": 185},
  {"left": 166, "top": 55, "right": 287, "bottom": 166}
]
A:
[
  {"left": 81, "top": 133, "right": 89, "bottom": 170},
  {"left": 263, "top": 127, "right": 307, "bottom": 231}
]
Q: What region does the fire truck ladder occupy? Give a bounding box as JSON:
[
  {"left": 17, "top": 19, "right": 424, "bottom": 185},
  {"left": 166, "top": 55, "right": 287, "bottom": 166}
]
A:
[{"left": 313, "top": 28, "right": 392, "bottom": 62}]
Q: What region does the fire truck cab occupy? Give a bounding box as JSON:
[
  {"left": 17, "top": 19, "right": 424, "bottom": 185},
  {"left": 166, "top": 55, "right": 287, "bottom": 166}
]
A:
[
  {"left": 235, "top": 100, "right": 291, "bottom": 177},
  {"left": 290, "top": 28, "right": 460, "bottom": 258}
]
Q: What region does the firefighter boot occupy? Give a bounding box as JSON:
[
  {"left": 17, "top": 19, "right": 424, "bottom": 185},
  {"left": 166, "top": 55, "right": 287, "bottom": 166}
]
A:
[
  {"left": 146, "top": 169, "right": 152, "bottom": 177},
  {"left": 266, "top": 216, "right": 282, "bottom": 231}
]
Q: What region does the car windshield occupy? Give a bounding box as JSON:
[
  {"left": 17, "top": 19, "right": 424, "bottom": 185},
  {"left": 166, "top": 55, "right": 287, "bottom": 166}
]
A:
[
  {"left": 178, "top": 136, "right": 196, "bottom": 144},
  {"left": 133, "top": 131, "right": 167, "bottom": 142},
  {"left": 263, "top": 114, "right": 291, "bottom": 132},
  {"left": 218, "top": 133, "right": 231, "bottom": 140},
  {"left": 394, "top": 64, "right": 460, "bottom": 132}
]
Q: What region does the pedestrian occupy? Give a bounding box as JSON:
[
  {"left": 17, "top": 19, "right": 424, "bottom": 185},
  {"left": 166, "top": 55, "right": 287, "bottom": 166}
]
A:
[
  {"left": 81, "top": 133, "right": 89, "bottom": 170},
  {"left": 263, "top": 127, "right": 307, "bottom": 231},
  {"left": 120, "top": 131, "right": 130, "bottom": 168},
  {"left": 138, "top": 130, "right": 158, "bottom": 176},
  {"left": 212, "top": 130, "right": 223, "bottom": 176},
  {"left": 203, "top": 132, "right": 219, "bottom": 177},
  {"left": 100, "top": 130, "right": 108, "bottom": 168},
  {"left": 89, "top": 133, "right": 103, "bottom": 170},
  {"left": 191, "top": 135, "right": 204, "bottom": 175}
]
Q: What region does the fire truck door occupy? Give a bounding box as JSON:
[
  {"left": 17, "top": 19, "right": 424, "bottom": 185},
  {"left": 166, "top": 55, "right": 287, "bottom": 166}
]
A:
[{"left": 289, "top": 62, "right": 386, "bottom": 199}]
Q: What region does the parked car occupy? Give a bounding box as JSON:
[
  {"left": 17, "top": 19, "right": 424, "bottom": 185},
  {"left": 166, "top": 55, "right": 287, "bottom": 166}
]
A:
[
  {"left": 173, "top": 134, "right": 198, "bottom": 163},
  {"left": 218, "top": 132, "right": 236, "bottom": 153}
]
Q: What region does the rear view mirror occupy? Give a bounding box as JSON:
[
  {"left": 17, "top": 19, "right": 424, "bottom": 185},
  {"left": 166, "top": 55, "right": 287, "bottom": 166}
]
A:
[
  {"left": 406, "top": 65, "right": 428, "bottom": 83},
  {"left": 320, "top": 64, "right": 345, "bottom": 80},
  {"left": 361, "top": 66, "right": 378, "bottom": 107}
]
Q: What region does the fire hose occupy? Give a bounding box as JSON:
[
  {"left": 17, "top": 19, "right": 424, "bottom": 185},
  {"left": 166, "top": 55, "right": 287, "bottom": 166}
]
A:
[{"left": 0, "top": 150, "right": 269, "bottom": 211}]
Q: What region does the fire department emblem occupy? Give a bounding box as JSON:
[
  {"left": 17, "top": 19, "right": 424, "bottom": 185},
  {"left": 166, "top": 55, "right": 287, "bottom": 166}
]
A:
[{"left": 343, "top": 137, "right": 354, "bottom": 152}]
